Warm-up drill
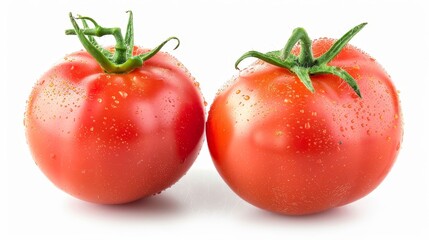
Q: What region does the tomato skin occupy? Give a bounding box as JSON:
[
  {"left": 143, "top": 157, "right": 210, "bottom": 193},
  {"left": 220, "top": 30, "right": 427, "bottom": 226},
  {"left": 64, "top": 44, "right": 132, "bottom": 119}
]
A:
[
  {"left": 25, "top": 47, "right": 205, "bottom": 204},
  {"left": 206, "top": 39, "right": 402, "bottom": 215}
]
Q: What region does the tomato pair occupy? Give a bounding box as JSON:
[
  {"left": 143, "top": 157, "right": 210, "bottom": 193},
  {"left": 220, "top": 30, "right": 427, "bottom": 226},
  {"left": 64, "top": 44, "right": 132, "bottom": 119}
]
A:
[{"left": 25, "top": 12, "right": 402, "bottom": 215}]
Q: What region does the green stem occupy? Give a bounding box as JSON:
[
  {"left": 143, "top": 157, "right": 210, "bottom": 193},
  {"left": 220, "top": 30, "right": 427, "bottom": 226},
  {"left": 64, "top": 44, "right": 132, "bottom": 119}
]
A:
[
  {"left": 65, "top": 11, "right": 180, "bottom": 74},
  {"left": 235, "top": 23, "right": 367, "bottom": 98}
]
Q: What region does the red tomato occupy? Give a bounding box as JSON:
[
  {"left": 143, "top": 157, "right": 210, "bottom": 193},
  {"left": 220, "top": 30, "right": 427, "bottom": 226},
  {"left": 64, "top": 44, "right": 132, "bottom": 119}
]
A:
[
  {"left": 206, "top": 25, "right": 402, "bottom": 215},
  {"left": 25, "top": 13, "right": 205, "bottom": 204}
]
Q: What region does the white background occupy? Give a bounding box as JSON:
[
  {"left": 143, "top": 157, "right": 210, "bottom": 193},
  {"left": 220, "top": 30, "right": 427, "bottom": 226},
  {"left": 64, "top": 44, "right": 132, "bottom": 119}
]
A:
[{"left": 2, "top": 0, "right": 428, "bottom": 239}]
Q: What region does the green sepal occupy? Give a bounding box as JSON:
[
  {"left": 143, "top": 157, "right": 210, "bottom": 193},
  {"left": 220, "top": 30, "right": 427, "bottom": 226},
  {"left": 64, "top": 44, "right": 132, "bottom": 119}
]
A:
[
  {"left": 235, "top": 23, "right": 367, "bottom": 98},
  {"left": 65, "top": 11, "right": 180, "bottom": 74}
]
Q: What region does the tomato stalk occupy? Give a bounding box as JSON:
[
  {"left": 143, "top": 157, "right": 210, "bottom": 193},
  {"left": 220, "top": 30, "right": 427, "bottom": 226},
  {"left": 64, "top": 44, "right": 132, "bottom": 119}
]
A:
[
  {"left": 65, "top": 11, "right": 180, "bottom": 74},
  {"left": 235, "top": 23, "right": 367, "bottom": 98}
]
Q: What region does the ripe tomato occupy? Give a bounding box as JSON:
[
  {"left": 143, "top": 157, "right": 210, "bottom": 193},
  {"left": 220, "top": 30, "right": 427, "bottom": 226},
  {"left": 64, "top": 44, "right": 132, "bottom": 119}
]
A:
[
  {"left": 24, "top": 13, "right": 205, "bottom": 204},
  {"left": 206, "top": 24, "right": 402, "bottom": 215}
]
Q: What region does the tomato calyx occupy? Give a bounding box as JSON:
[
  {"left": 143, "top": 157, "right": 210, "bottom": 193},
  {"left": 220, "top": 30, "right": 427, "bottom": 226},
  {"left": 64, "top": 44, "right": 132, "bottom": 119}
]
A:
[
  {"left": 65, "top": 11, "right": 180, "bottom": 74},
  {"left": 235, "top": 23, "right": 367, "bottom": 98}
]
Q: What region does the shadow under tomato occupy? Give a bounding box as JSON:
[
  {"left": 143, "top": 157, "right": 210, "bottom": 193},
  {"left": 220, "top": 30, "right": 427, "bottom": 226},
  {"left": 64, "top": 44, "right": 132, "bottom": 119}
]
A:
[
  {"left": 241, "top": 202, "right": 362, "bottom": 229},
  {"left": 65, "top": 192, "right": 185, "bottom": 221},
  {"left": 64, "top": 167, "right": 244, "bottom": 220}
]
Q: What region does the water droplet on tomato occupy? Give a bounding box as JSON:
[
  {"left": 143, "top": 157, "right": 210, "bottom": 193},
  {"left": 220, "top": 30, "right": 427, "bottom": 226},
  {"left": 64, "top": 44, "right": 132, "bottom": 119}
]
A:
[
  {"left": 118, "top": 91, "right": 128, "bottom": 98},
  {"left": 275, "top": 130, "right": 284, "bottom": 136},
  {"left": 304, "top": 122, "right": 311, "bottom": 129}
]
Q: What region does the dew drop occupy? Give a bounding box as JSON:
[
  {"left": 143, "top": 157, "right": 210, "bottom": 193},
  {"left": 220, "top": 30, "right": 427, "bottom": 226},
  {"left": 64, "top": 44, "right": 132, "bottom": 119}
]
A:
[
  {"left": 118, "top": 91, "right": 128, "bottom": 98},
  {"left": 304, "top": 122, "right": 311, "bottom": 129}
]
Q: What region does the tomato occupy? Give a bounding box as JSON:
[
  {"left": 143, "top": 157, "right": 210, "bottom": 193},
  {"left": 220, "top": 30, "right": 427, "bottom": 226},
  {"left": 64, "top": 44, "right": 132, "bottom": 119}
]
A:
[
  {"left": 206, "top": 23, "right": 403, "bottom": 215},
  {"left": 24, "top": 13, "right": 205, "bottom": 204}
]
